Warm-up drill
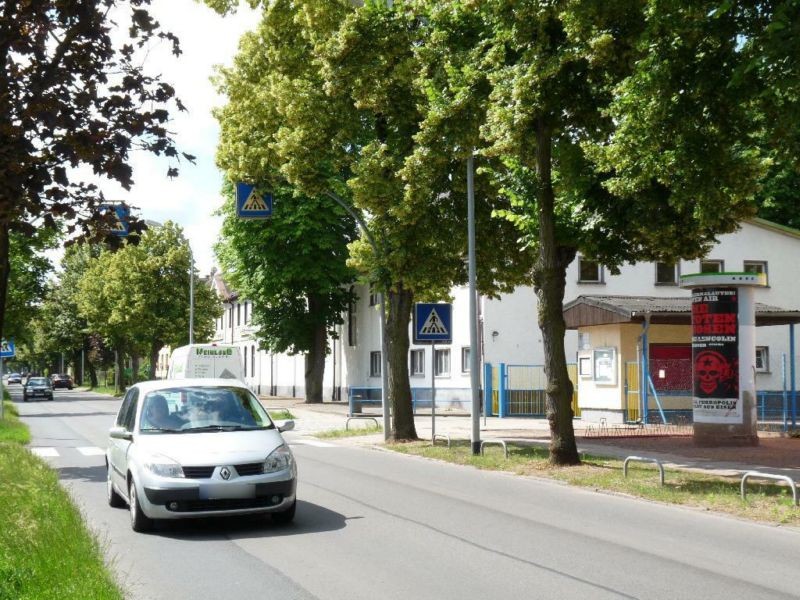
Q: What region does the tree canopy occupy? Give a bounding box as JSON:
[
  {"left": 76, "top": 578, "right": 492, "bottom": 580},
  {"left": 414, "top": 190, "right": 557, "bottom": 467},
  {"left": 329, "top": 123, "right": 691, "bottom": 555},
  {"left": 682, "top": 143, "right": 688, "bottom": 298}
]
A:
[{"left": 0, "top": 0, "right": 192, "bottom": 340}]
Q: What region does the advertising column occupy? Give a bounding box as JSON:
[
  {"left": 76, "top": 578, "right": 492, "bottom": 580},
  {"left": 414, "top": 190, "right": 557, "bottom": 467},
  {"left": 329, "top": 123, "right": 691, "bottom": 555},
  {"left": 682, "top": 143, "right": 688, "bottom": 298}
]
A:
[{"left": 681, "top": 273, "right": 766, "bottom": 447}]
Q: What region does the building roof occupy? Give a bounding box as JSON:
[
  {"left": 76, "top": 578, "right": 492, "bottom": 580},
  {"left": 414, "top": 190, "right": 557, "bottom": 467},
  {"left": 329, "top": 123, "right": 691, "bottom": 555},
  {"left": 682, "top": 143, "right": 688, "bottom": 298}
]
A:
[
  {"left": 212, "top": 271, "right": 238, "bottom": 303},
  {"left": 563, "top": 295, "right": 800, "bottom": 329}
]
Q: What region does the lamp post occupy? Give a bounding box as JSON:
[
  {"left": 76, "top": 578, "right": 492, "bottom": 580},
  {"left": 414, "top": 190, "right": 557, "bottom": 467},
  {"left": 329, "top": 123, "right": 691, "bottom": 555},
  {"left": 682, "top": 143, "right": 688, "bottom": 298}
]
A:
[
  {"left": 189, "top": 245, "right": 195, "bottom": 345},
  {"left": 326, "top": 192, "right": 391, "bottom": 441}
]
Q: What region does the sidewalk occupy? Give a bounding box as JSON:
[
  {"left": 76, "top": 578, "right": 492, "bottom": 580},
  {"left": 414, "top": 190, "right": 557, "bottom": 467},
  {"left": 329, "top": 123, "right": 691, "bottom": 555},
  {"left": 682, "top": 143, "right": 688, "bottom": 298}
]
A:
[{"left": 261, "top": 397, "right": 800, "bottom": 481}]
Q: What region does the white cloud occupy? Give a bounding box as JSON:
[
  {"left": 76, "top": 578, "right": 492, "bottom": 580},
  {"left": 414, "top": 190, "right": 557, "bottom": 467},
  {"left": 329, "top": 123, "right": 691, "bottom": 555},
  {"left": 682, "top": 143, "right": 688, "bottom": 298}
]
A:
[{"left": 83, "top": 0, "right": 258, "bottom": 274}]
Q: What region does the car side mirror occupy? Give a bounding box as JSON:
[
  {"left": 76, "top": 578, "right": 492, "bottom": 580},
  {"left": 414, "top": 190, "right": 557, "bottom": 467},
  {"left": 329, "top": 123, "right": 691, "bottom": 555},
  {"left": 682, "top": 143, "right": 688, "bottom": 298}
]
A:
[
  {"left": 277, "top": 420, "right": 295, "bottom": 433},
  {"left": 109, "top": 426, "right": 133, "bottom": 441}
]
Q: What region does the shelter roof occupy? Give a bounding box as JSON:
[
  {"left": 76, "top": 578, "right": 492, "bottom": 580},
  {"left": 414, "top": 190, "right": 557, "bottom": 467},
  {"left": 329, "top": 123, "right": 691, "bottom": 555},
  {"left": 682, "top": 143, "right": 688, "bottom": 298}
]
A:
[{"left": 563, "top": 295, "right": 800, "bottom": 329}]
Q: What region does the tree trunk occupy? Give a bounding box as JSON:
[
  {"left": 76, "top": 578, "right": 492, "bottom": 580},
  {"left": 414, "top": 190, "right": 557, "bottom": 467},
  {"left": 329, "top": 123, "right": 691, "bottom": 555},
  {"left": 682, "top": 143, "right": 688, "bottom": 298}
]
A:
[
  {"left": 84, "top": 337, "right": 98, "bottom": 387},
  {"left": 535, "top": 119, "right": 580, "bottom": 465},
  {"left": 148, "top": 340, "right": 160, "bottom": 380},
  {"left": 131, "top": 354, "right": 139, "bottom": 384},
  {"left": 0, "top": 221, "right": 9, "bottom": 339},
  {"left": 304, "top": 322, "right": 326, "bottom": 403},
  {"left": 386, "top": 285, "right": 417, "bottom": 441},
  {"left": 115, "top": 347, "right": 125, "bottom": 394}
]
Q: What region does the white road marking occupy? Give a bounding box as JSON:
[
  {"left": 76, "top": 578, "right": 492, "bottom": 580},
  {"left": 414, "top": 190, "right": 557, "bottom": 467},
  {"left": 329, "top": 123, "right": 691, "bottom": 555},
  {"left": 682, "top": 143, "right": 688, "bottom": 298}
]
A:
[
  {"left": 77, "top": 446, "right": 105, "bottom": 456},
  {"left": 30, "top": 447, "right": 59, "bottom": 457},
  {"left": 289, "top": 439, "right": 336, "bottom": 448}
]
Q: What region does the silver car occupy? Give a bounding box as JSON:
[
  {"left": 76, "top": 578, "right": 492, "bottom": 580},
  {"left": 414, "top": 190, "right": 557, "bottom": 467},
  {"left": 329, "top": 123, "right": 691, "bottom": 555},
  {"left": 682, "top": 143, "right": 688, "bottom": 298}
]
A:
[{"left": 106, "top": 378, "right": 296, "bottom": 532}]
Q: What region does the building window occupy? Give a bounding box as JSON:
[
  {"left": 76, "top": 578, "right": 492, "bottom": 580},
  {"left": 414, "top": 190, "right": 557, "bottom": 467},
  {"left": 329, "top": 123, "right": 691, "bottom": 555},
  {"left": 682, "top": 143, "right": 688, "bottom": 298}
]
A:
[
  {"left": 700, "top": 259, "right": 723, "bottom": 273},
  {"left": 578, "top": 257, "right": 603, "bottom": 283},
  {"left": 369, "top": 285, "right": 378, "bottom": 307},
  {"left": 237, "top": 303, "right": 241, "bottom": 326},
  {"left": 370, "top": 351, "right": 382, "bottom": 377},
  {"left": 434, "top": 348, "right": 450, "bottom": 377},
  {"left": 244, "top": 301, "right": 249, "bottom": 324},
  {"left": 243, "top": 346, "right": 248, "bottom": 377},
  {"left": 410, "top": 349, "right": 425, "bottom": 376},
  {"left": 655, "top": 262, "right": 678, "bottom": 285},
  {"left": 461, "top": 347, "right": 470, "bottom": 373},
  {"left": 251, "top": 345, "right": 256, "bottom": 375},
  {"left": 744, "top": 261, "right": 768, "bottom": 285},
  {"left": 348, "top": 289, "right": 357, "bottom": 347},
  {"left": 755, "top": 346, "right": 769, "bottom": 373}
]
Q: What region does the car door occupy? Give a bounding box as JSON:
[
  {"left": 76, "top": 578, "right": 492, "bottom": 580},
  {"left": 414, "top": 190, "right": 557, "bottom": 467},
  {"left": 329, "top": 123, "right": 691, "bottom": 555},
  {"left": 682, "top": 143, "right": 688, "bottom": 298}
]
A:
[{"left": 110, "top": 387, "right": 138, "bottom": 493}]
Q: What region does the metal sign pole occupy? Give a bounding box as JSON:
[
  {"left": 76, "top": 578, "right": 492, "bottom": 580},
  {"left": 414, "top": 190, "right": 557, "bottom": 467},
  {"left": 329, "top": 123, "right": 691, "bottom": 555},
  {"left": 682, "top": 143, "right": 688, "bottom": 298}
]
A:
[
  {"left": 467, "top": 153, "right": 481, "bottom": 455},
  {"left": 189, "top": 246, "right": 195, "bottom": 345},
  {"left": 0, "top": 357, "right": 4, "bottom": 420},
  {"left": 431, "top": 342, "right": 436, "bottom": 443}
]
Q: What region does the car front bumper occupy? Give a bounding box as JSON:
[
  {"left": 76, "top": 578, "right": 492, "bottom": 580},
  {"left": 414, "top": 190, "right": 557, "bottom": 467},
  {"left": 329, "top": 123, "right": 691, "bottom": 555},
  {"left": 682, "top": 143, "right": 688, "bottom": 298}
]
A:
[{"left": 139, "top": 472, "right": 296, "bottom": 519}]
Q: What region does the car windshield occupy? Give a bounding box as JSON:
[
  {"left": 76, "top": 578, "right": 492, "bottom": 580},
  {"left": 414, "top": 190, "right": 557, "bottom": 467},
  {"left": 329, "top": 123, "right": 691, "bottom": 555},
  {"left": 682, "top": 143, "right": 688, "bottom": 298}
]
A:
[
  {"left": 139, "top": 386, "right": 275, "bottom": 434},
  {"left": 28, "top": 378, "right": 49, "bottom": 386}
]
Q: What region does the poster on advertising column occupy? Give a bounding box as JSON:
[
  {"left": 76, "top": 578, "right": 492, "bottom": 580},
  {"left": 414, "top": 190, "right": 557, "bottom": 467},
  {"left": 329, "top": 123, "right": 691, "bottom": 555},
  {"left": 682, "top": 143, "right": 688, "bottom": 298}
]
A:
[{"left": 691, "top": 287, "right": 741, "bottom": 423}]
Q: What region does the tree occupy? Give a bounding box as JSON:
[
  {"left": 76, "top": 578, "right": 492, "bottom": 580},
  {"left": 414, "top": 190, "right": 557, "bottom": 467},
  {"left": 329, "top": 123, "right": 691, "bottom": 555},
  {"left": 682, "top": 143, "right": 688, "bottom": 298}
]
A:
[
  {"left": 215, "top": 185, "right": 356, "bottom": 403},
  {"left": 208, "top": 0, "right": 532, "bottom": 439},
  {"left": 411, "top": 1, "right": 766, "bottom": 463},
  {"left": 76, "top": 223, "right": 221, "bottom": 390},
  {"left": 0, "top": 1, "right": 192, "bottom": 341}
]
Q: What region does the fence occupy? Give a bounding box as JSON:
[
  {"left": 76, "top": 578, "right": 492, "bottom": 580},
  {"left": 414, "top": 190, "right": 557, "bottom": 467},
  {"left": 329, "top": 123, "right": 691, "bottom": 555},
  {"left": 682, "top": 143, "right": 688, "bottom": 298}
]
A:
[{"left": 484, "top": 363, "right": 580, "bottom": 418}]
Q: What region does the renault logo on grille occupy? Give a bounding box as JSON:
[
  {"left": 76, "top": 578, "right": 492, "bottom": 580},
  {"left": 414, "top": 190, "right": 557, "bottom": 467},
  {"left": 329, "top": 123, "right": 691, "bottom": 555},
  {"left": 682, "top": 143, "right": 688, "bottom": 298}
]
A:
[{"left": 220, "top": 467, "right": 231, "bottom": 480}]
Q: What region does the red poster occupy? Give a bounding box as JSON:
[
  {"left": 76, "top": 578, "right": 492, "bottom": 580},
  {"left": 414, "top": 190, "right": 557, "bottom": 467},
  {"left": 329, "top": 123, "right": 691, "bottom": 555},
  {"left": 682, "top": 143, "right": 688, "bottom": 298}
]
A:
[{"left": 691, "top": 288, "right": 739, "bottom": 422}]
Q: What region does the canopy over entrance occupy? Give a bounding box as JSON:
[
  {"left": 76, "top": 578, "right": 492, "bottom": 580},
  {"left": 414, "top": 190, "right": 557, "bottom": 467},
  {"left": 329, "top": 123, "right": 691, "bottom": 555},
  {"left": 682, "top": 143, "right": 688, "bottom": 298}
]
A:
[{"left": 563, "top": 295, "right": 800, "bottom": 329}]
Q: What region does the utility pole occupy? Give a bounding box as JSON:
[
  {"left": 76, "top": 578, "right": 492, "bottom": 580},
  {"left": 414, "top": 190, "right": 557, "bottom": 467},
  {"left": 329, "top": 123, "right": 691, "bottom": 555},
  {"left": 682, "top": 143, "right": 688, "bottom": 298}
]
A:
[
  {"left": 468, "top": 153, "right": 481, "bottom": 455},
  {"left": 189, "top": 245, "right": 195, "bottom": 345}
]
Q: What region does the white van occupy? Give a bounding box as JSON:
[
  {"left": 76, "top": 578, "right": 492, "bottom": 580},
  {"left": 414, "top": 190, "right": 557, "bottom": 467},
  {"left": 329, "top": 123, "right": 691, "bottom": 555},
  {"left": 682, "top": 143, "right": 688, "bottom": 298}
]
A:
[{"left": 167, "top": 344, "right": 244, "bottom": 381}]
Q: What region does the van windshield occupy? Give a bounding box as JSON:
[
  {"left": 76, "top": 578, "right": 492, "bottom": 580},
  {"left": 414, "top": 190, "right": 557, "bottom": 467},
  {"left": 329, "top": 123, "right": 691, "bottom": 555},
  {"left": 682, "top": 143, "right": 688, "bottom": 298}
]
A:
[{"left": 139, "top": 386, "right": 275, "bottom": 433}]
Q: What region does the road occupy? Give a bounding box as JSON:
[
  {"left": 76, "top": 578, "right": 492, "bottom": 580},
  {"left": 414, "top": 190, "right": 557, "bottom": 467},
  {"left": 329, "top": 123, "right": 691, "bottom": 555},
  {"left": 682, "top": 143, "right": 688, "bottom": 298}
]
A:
[{"left": 10, "top": 386, "right": 800, "bottom": 600}]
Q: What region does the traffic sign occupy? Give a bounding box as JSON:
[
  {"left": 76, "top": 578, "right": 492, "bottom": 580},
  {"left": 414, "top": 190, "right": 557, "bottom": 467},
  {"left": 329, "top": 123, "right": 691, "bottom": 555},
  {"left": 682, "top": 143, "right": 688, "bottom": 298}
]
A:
[
  {"left": 236, "top": 183, "right": 273, "bottom": 218},
  {"left": 413, "top": 303, "right": 452, "bottom": 344},
  {"left": 0, "top": 339, "right": 15, "bottom": 358},
  {"left": 99, "top": 203, "right": 130, "bottom": 237}
]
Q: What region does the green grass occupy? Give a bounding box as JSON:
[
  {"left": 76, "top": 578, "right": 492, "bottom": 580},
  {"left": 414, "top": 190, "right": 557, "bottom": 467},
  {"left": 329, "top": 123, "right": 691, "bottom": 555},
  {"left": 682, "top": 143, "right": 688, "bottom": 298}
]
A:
[
  {"left": 0, "top": 390, "right": 124, "bottom": 600},
  {"left": 390, "top": 440, "right": 800, "bottom": 526},
  {"left": 268, "top": 409, "right": 296, "bottom": 421},
  {"left": 316, "top": 424, "right": 383, "bottom": 438},
  {"left": 0, "top": 399, "right": 30, "bottom": 445},
  {"left": 87, "top": 385, "right": 122, "bottom": 397}
]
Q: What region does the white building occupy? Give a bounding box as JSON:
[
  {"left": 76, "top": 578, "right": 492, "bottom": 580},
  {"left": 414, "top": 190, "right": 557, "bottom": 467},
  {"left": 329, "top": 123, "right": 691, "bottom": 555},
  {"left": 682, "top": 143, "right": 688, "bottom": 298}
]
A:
[{"left": 199, "top": 218, "right": 800, "bottom": 419}]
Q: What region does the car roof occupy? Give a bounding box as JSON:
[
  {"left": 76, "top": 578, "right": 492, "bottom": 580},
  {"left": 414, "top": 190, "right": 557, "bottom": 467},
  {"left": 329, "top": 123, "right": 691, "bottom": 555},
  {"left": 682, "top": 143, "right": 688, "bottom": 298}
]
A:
[{"left": 132, "top": 378, "right": 250, "bottom": 395}]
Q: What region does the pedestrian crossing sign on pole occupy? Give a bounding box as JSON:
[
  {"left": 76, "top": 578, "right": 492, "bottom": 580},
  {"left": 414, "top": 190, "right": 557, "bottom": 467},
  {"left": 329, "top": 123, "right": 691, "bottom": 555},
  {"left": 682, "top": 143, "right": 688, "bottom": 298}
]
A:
[
  {"left": 99, "top": 203, "right": 130, "bottom": 237},
  {"left": 413, "top": 303, "right": 452, "bottom": 344},
  {"left": 0, "top": 339, "right": 15, "bottom": 358},
  {"left": 236, "top": 183, "right": 273, "bottom": 218}
]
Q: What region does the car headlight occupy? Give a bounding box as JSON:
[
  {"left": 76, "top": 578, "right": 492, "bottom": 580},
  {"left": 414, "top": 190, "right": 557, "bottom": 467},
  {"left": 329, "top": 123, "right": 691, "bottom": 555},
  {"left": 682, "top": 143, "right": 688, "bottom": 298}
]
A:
[
  {"left": 263, "top": 445, "right": 293, "bottom": 473},
  {"left": 143, "top": 453, "right": 184, "bottom": 478}
]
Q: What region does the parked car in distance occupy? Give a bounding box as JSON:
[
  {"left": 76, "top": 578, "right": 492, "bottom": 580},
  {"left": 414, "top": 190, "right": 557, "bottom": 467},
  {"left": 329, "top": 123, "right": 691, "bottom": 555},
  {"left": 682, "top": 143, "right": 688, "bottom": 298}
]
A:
[
  {"left": 6, "top": 373, "right": 22, "bottom": 384},
  {"left": 106, "top": 378, "right": 297, "bottom": 533},
  {"left": 23, "top": 377, "right": 54, "bottom": 402},
  {"left": 51, "top": 373, "right": 74, "bottom": 389}
]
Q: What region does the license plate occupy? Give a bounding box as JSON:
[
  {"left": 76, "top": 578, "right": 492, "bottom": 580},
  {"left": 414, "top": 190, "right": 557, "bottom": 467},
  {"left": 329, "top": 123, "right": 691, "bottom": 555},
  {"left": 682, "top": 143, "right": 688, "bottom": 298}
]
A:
[{"left": 199, "top": 483, "right": 254, "bottom": 500}]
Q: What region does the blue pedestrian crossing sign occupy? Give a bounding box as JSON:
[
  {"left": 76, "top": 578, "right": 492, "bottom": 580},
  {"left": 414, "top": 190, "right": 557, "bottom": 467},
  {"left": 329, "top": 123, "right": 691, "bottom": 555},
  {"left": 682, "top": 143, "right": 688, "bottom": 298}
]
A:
[
  {"left": 0, "top": 339, "right": 15, "bottom": 358},
  {"left": 236, "top": 183, "right": 273, "bottom": 218},
  {"left": 413, "top": 303, "right": 452, "bottom": 344},
  {"left": 99, "top": 203, "right": 130, "bottom": 237}
]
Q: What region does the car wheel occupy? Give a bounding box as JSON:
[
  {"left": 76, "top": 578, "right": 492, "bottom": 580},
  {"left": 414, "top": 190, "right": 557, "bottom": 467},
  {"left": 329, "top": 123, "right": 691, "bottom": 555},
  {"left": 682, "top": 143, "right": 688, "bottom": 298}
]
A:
[
  {"left": 107, "top": 465, "right": 125, "bottom": 508},
  {"left": 129, "top": 479, "right": 154, "bottom": 532},
  {"left": 272, "top": 499, "right": 296, "bottom": 525},
  {"left": 23, "top": 395, "right": 28, "bottom": 402}
]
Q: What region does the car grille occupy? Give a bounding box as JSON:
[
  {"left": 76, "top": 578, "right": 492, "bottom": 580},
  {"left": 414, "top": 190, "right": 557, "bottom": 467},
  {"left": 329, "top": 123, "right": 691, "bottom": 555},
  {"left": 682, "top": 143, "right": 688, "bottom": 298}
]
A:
[
  {"left": 234, "top": 462, "right": 264, "bottom": 477},
  {"left": 182, "top": 466, "right": 215, "bottom": 479},
  {"left": 167, "top": 496, "right": 282, "bottom": 513}
]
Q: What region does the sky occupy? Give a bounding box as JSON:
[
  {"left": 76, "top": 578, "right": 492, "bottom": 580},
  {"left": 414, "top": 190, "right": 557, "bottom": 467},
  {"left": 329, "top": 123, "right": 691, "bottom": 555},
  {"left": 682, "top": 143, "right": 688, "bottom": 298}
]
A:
[{"left": 90, "top": 0, "right": 259, "bottom": 274}]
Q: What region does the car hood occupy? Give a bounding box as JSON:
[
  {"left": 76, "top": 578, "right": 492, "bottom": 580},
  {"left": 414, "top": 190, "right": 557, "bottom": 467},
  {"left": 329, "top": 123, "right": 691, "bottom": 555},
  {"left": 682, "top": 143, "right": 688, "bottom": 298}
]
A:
[{"left": 133, "top": 429, "right": 287, "bottom": 465}]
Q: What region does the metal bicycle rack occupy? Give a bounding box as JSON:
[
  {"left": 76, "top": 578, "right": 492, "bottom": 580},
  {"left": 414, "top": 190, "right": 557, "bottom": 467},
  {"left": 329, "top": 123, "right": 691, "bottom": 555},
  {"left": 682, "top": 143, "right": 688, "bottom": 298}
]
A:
[
  {"left": 346, "top": 416, "right": 379, "bottom": 431},
  {"left": 480, "top": 439, "right": 508, "bottom": 459},
  {"left": 623, "top": 456, "right": 665, "bottom": 486},
  {"left": 740, "top": 471, "right": 798, "bottom": 506},
  {"left": 432, "top": 433, "right": 451, "bottom": 447}
]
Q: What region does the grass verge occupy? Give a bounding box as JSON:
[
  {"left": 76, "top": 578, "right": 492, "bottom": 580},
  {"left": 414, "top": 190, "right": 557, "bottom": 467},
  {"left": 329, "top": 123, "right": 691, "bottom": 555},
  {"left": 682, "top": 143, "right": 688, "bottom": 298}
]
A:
[
  {"left": 316, "top": 424, "right": 383, "bottom": 438},
  {"left": 0, "top": 391, "right": 124, "bottom": 600},
  {"left": 389, "top": 440, "right": 800, "bottom": 526},
  {"left": 268, "top": 409, "right": 296, "bottom": 421},
  {"left": 87, "top": 385, "right": 122, "bottom": 397}
]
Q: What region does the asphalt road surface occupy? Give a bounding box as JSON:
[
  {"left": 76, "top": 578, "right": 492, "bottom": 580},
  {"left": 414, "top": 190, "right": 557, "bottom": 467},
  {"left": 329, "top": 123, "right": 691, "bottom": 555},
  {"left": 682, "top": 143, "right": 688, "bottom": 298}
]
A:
[{"left": 10, "top": 385, "right": 800, "bottom": 600}]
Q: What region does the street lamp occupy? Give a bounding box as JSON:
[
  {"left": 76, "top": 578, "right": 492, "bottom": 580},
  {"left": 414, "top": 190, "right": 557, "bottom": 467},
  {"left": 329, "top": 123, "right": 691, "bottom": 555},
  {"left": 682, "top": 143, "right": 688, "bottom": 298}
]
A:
[
  {"left": 325, "top": 192, "right": 391, "bottom": 441},
  {"left": 189, "top": 245, "right": 195, "bottom": 345}
]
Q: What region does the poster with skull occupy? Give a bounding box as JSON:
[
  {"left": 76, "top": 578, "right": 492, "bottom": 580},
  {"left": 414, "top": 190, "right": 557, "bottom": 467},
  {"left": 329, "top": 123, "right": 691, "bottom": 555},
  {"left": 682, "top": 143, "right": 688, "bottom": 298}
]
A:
[{"left": 691, "top": 288, "right": 741, "bottom": 423}]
